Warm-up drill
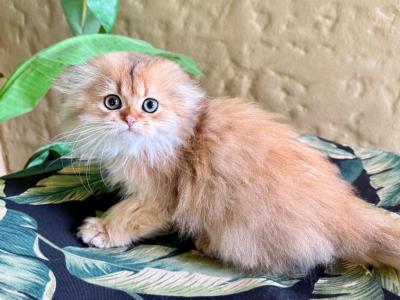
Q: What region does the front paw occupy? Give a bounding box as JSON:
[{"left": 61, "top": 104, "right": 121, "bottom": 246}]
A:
[{"left": 77, "top": 217, "right": 113, "bottom": 248}]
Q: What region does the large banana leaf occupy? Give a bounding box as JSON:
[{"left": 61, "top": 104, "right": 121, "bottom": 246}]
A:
[
  {"left": 61, "top": 0, "right": 119, "bottom": 35},
  {"left": 0, "top": 200, "right": 56, "bottom": 299},
  {"left": 0, "top": 34, "right": 202, "bottom": 123},
  {"left": 24, "top": 142, "right": 72, "bottom": 169},
  {"left": 86, "top": 0, "right": 120, "bottom": 33},
  {"left": 62, "top": 245, "right": 298, "bottom": 297}
]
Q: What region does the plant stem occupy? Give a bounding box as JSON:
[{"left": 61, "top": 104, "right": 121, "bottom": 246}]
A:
[{"left": 81, "top": 0, "right": 87, "bottom": 28}]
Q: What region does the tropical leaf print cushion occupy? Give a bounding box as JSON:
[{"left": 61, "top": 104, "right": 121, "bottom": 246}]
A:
[{"left": 1, "top": 135, "right": 400, "bottom": 299}]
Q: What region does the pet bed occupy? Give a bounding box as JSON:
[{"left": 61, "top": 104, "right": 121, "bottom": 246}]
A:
[{"left": 1, "top": 135, "right": 400, "bottom": 300}]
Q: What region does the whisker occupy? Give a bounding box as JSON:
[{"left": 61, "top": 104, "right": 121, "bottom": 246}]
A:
[
  {"left": 84, "top": 131, "right": 111, "bottom": 193},
  {"left": 98, "top": 130, "right": 116, "bottom": 188},
  {"left": 70, "top": 129, "right": 108, "bottom": 194},
  {"left": 61, "top": 129, "right": 113, "bottom": 152},
  {"left": 53, "top": 125, "right": 114, "bottom": 142},
  {"left": 51, "top": 121, "right": 116, "bottom": 138}
]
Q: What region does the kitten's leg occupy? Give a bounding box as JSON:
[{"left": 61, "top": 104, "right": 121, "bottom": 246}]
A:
[
  {"left": 78, "top": 197, "right": 172, "bottom": 248},
  {"left": 194, "top": 234, "right": 218, "bottom": 258}
]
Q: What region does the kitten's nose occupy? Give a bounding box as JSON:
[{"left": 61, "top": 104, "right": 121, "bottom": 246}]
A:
[{"left": 125, "top": 117, "right": 136, "bottom": 127}]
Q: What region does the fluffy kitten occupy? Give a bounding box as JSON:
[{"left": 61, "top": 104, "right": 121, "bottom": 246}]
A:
[{"left": 55, "top": 52, "right": 400, "bottom": 275}]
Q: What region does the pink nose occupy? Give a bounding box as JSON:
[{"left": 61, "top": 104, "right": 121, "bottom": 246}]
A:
[{"left": 126, "top": 117, "right": 136, "bottom": 127}]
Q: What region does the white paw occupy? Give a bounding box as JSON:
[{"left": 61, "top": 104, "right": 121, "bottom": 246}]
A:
[{"left": 77, "top": 217, "right": 113, "bottom": 248}]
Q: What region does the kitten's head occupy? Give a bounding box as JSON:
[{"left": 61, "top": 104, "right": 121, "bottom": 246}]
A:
[{"left": 54, "top": 52, "right": 204, "bottom": 166}]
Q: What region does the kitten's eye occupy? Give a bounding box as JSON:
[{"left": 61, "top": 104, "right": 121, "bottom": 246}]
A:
[
  {"left": 142, "top": 98, "right": 159, "bottom": 113},
  {"left": 104, "top": 94, "right": 122, "bottom": 110}
]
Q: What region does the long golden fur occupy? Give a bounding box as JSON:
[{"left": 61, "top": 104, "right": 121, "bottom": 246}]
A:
[{"left": 55, "top": 52, "right": 400, "bottom": 275}]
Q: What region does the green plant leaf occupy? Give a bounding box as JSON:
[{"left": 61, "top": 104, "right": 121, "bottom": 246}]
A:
[
  {"left": 0, "top": 200, "right": 56, "bottom": 299},
  {"left": 1, "top": 159, "right": 69, "bottom": 180},
  {"left": 87, "top": 0, "right": 119, "bottom": 33},
  {"left": 0, "top": 34, "right": 202, "bottom": 123},
  {"left": 7, "top": 162, "right": 109, "bottom": 205},
  {"left": 61, "top": 0, "right": 101, "bottom": 35},
  {"left": 353, "top": 148, "right": 400, "bottom": 207},
  {"left": 24, "top": 142, "right": 72, "bottom": 169},
  {"left": 61, "top": 0, "right": 119, "bottom": 35},
  {"left": 63, "top": 244, "right": 298, "bottom": 297}
]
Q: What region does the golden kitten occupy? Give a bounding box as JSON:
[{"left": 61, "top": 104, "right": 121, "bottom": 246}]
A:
[{"left": 54, "top": 52, "right": 400, "bottom": 275}]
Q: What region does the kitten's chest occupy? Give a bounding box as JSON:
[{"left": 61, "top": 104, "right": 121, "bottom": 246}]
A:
[{"left": 104, "top": 158, "right": 174, "bottom": 200}]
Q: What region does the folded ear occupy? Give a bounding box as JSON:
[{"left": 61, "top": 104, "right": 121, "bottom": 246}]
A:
[{"left": 53, "top": 63, "right": 98, "bottom": 95}]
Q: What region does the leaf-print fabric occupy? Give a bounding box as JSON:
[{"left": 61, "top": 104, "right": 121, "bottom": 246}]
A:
[{"left": 1, "top": 135, "right": 400, "bottom": 299}]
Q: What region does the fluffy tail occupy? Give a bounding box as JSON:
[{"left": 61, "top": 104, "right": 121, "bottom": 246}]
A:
[{"left": 344, "top": 205, "right": 400, "bottom": 269}]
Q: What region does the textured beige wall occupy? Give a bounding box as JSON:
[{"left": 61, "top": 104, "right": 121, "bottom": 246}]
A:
[{"left": 1, "top": 0, "right": 400, "bottom": 174}]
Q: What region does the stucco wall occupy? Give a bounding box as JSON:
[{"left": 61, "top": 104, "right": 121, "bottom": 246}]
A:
[{"left": 1, "top": 0, "right": 400, "bottom": 174}]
